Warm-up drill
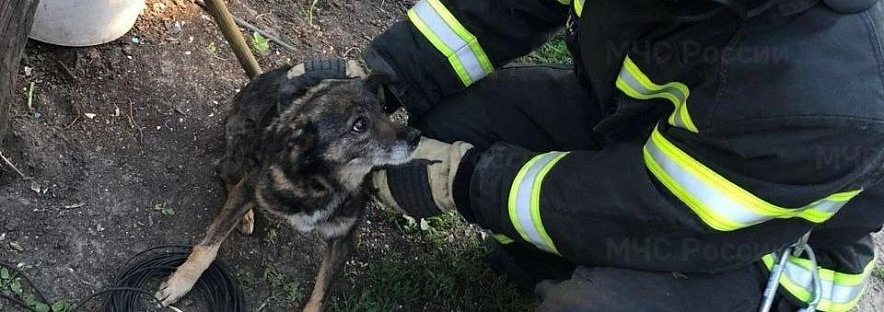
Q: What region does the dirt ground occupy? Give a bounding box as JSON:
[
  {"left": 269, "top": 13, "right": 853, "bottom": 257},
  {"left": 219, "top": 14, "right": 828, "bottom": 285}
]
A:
[
  {"left": 0, "top": 0, "right": 420, "bottom": 310},
  {"left": 0, "top": 0, "right": 882, "bottom": 311}
]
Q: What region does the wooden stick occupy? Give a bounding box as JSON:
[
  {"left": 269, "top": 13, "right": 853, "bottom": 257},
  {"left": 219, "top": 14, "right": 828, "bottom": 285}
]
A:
[
  {"left": 194, "top": 0, "right": 297, "bottom": 52},
  {"left": 203, "top": 0, "right": 262, "bottom": 78}
]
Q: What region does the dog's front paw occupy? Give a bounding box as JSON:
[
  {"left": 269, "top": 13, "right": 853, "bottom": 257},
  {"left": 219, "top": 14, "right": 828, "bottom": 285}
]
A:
[
  {"left": 302, "top": 301, "right": 322, "bottom": 312},
  {"left": 155, "top": 272, "right": 198, "bottom": 307},
  {"left": 238, "top": 209, "right": 255, "bottom": 235}
]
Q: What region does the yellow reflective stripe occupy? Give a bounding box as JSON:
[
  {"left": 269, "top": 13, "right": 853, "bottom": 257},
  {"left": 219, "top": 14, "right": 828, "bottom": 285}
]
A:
[
  {"left": 573, "top": 0, "right": 585, "bottom": 17},
  {"left": 642, "top": 139, "right": 744, "bottom": 231},
  {"left": 508, "top": 152, "right": 568, "bottom": 254},
  {"left": 424, "top": 0, "right": 494, "bottom": 75},
  {"left": 406, "top": 9, "right": 472, "bottom": 85},
  {"left": 531, "top": 152, "right": 568, "bottom": 254},
  {"left": 493, "top": 233, "right": 515, "bottom": 245},
  {"left": 762, "top": 252, "right": 875, "bottom": 312},
  {"left": 617, "top": 55, "right": 698, "bottom": 133},
  {"left": 784, "top": 254, "right": 875, "bottom": 287},
  {"left": 556, "top": 0, "right": 571, "bottom": 5},
  {"left": 645, "top": 126, "right": 862, "bottom": 231}
]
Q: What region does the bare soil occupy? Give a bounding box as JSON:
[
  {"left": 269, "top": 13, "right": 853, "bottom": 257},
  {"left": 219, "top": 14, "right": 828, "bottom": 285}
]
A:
[
  {"left": 0, "top": 0, "right": 882, "bottom": 311},
  {"left": 0, "top": 0, "right": 417, "bottom": 310}
]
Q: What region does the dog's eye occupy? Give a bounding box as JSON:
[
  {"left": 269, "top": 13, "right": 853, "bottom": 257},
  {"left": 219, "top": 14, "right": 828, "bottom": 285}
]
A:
[{"left": 351, "top": 118, "right": 368, "bottom": 133}]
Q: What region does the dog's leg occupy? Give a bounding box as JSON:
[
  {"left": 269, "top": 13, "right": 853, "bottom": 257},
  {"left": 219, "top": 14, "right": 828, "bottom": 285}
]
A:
[
  {"left": 155, "top": 179, "right": 253, "bottom": 306},
  {"left": 224, "top": 179, "right": 255, "bottom": 235},
  {"left": 302, "top": 226, "right": 358, "bottom": 312},
  {"left": 238, "top": 208, "right": 255, "bottom": 235}
]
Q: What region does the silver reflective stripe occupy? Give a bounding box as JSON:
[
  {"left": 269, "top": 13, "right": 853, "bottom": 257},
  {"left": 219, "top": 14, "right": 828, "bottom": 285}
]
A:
[
  {"left": 645, "top": 139, "right": 762, "bottom": 227},
  {"left": 617, "top": 64, "right": 692, "bottom": 130},
  {"left": 508, "top": 152, "right": 569, "bottom": 254},
  {"left": 779, "top": 254, "right": 870, "bottom": 306},
  {"left": 810, "top": 200, "right": 843, "bottom": 214},
  {"left": 644, "top": 127, "right": 859, "bottom": 231},
  {"left": 513, "top": 153, "right": 559, "bottom": 253},
  {"left": 411, "top": 0, "right": 488, "bottom": 84},
  {"left": 617, "top": 67, "right": 687, "bottom": 104}
]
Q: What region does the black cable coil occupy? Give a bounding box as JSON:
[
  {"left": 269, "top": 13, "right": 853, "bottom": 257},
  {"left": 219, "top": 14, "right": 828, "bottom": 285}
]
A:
[{"left": 2, "top": 245, "right": 245, "bottom": 312}]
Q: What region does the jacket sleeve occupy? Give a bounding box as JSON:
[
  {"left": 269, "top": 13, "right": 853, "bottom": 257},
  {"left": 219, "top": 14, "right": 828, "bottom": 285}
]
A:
[
  {"left": 363, "top": 0, "right": 569, "bottom": 117},
  {"left": 467, "top": 121, "right": 884, "bottom": 272}
]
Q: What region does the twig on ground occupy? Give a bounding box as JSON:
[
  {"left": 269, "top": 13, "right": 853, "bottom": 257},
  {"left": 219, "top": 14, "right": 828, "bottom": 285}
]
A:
[
  {"left": 194, "top": 0, "right": 298, "bottom": 52},
  {"left": 0, "top": 151, "right": 29, "bottom": 180},
  {"left": 63, "top": 203, "right": 86, "bottom": 209},
  {"left": 127, "top": 100, "right": 143, "bottom": 143},
  {"left": 307, "top": 0, "right": 320, "bottom": 26},
  {"left": 26, "top": 81, "right": 35, "bottom": 112},
  {"left": 56, "top": 60, "right": 78, "bottom": 80},
  {"left": 64, "top": 115, "right": 80, "bottom": 130},
  {"left": 254, "top": 295, "right": 276, "bottom": 312}
]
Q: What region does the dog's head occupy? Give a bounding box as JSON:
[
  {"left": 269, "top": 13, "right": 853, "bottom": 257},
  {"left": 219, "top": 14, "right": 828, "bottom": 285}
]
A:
[{"left": 263, "top": 75, "right": 420, "bottom": 189}]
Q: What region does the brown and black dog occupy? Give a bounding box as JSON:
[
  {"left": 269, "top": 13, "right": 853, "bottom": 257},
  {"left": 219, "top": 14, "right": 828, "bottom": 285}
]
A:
[{"left": 155, "top": 62, "right": 419, "bottom": 312}]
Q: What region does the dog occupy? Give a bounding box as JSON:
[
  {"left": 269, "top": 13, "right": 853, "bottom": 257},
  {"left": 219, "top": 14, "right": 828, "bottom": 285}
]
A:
[{"left": 155, "top": 62, "right": 420, "bottom": 312}]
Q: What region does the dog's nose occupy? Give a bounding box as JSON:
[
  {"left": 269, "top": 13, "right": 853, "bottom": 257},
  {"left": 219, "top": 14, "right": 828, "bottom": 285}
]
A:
[{"left": 405, "top": 128, "right": 421, "bottom": 146}]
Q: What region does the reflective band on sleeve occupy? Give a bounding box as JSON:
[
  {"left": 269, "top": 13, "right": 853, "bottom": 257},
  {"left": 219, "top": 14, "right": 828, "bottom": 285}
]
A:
[
  {"left": 643, "top": 126, "right": 862, "bottom": 231},
  {"left": 508, "top": 152, "right": 569, "bottom": 254},
  {"left": 492, "top": 233, "right": 515, "bottom": 245},
  {"left": 407, "top": 0, "right": 493, "bottom": 86},
  {"left": 557, "top": 0, "right": 571, "bottom": 5},
  {"left": 616, "top": 55, "right": 698, "bottom": 133},
  {"left": 573, "top": 0, "right": 586, "bottom": 17},
  {"left": 762, "top": 252, "right": 876, "bottom": 312}
]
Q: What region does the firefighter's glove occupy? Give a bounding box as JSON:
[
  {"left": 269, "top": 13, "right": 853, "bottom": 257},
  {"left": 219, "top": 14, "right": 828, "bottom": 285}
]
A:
[
  {"left": 285, "top": 58, "right": 366, "bottom": 86},
  {"left": 277, "top": 58, "right": 368, "bottom": 112},
  {"left": 372, "top": 138, "right": 474, "bottom": 219}
]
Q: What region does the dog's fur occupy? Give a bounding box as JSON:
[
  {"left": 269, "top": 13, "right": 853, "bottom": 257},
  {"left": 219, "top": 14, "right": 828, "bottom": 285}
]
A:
[{"left": 155, "top": 66, "right": 419, "bottom": 311}]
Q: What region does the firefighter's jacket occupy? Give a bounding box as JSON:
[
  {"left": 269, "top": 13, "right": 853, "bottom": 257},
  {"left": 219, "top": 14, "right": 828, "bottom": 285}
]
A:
[{"left": 364, "top": 0, "right": 884, "bottom": 310}]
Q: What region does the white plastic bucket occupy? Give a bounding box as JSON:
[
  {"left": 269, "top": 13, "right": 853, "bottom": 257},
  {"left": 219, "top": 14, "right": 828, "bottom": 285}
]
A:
[{"left": 29, "top": 0, "right": 145, "bottom": 47}]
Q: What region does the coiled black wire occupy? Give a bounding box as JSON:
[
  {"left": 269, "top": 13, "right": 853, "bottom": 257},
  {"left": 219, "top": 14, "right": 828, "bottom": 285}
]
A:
[{"left": 2, "top": 245, "right": 245, "bottom": 312}]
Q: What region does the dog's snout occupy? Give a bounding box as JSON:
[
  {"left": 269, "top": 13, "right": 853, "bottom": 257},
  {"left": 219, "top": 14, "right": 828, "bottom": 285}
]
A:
[{"left": 404, "top": 128, "right": 421, "bottom": 146}]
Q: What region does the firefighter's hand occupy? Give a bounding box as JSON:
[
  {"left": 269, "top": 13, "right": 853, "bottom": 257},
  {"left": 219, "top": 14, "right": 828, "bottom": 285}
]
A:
[{"left": 371, "top": 138, "right": 474, "bottom": 218}]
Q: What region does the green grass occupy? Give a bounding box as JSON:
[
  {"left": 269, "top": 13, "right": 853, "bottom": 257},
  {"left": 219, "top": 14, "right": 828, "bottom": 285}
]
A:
[
  {"left": 518, "top": 34, "right": 571, "bottom": 65},
  {"left": 325, "top": 210, "right": 536, "bottom": 312},
  {"left": 205, "top": 42, "right": 217, "bottom": 55},
  {"left": 1, "top": 264, "right": 71, "bottom": 312},
  {"left": 251, "top": 32, "right": 271, "bottom": 56},
  {"left": 152, "top": 202, "right": 175, "bottom": 218},
  {"left": 873, "top": 266, "right": 884, "bottom": 281}
]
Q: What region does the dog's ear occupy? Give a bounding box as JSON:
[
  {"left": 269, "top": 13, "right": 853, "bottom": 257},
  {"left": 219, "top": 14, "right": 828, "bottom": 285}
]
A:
[
  {"left": 278, "top": 77, "right": 316, "bottom": 112},
  {"left": 261, "top": 118, "right": 318, "bottom": 160},
  {"left": 363, "top": 73, "right": 390, "bottom": 104},
  {"left": 291, "top": 120, "right": 319, "bottom": 156}
]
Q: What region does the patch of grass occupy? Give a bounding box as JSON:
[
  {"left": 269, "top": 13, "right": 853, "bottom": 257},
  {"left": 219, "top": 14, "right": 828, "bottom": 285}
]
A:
[
  {"left": 152, "top": 202, "right": 175, "bottom": 218},
  {"left": 205, "top": 42, "right": 217, "bottom": 55},
  {"left": 519, "top": 34, "right": 571, "bottom": 65},
  {"left": 873, "top": 266, "right": 884, "bottom": 281},
  {"left": 251, "top": 32, "right": 271, "bottom": 55},
  {"left": 326, "top": 210, "right": 536, "bottom": 312},
  {"left": 264, "top": 226, "right": 279, "bottom": 247},
  {"left": 1, "top": 264, "right": 71, "bottom": 312},
  {"left": 282, "top": 280, "right": 304, "bottom": 303},
  {"left": 258, "top": 267, "right": 306, "bottom": 310}
]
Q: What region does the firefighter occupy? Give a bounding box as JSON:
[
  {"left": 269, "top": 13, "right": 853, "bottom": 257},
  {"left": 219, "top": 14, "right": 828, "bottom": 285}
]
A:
[{"left": 362, "top": 0, "right": 884, "bottom": 310}]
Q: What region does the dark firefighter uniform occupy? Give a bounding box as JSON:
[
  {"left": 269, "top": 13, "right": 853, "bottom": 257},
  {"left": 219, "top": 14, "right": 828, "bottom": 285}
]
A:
[{"left": 363, "top": 0, "right": 884, "bottom": 310}]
